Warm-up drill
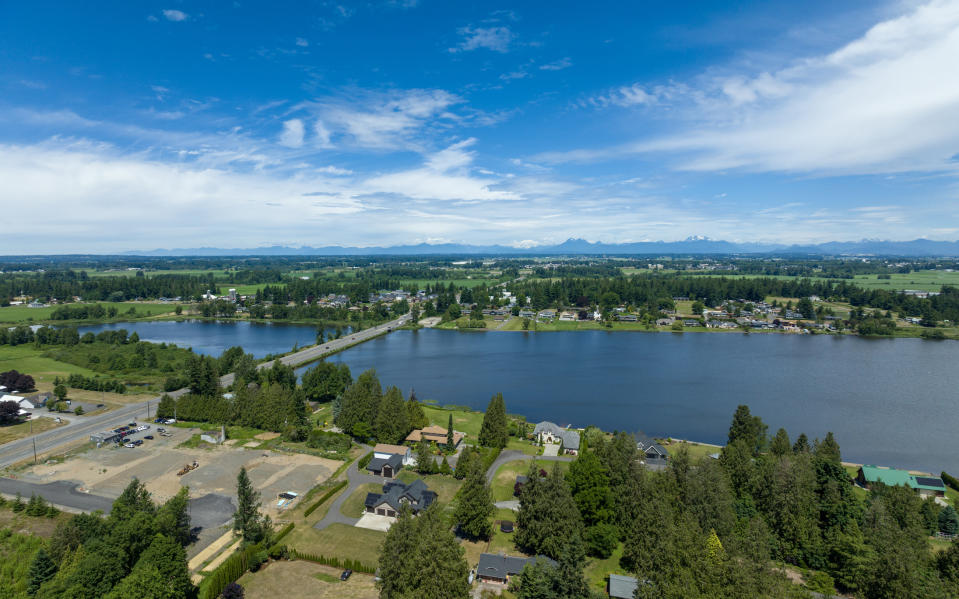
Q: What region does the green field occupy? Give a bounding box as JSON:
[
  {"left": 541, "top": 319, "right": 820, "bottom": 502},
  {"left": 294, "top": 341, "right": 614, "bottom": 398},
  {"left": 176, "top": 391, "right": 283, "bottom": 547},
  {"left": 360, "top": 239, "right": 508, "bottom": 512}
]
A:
[
  {"left": 0, "top": 302, "right": 178, "bottom": 323},
  {"left": 0, "top": 345, "right": 99, "bottom": 386},
  {"left": 622, "top": 269, "right": 959, "bottom": 293},
  {"left": 86, "top": 268, "right": 226, "bottom": 277},
  {"left": 285, "top": 523, "right": 384, "bottom": 567}
]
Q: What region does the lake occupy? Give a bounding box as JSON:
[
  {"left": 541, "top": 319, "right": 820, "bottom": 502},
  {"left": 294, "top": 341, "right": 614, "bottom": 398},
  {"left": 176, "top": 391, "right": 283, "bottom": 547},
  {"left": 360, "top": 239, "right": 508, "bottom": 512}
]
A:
[
  {"left": 76, "top": 320, "right": 348, "bottom": 359},
  {"left": 79, "top": 320, "right": 959, "bottom": 473},
  {"left": 303, "top": 329, "right": 959, "bottom": 474}
]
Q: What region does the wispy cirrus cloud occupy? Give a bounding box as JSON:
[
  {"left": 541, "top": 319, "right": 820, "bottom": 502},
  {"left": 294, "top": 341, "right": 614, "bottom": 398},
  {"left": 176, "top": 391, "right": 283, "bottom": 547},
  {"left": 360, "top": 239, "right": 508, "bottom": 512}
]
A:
[
  {"left": 550, "top": 0, "right": 959, "bottom": 176},
  {"left": 450, "top": 26, "right": 514, "bottom": 53}
]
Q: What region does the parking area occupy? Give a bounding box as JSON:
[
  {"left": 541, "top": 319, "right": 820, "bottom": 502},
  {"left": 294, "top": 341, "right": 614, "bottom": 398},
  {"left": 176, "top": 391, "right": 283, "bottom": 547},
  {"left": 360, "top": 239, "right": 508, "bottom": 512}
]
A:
[{"left": 20, "top": 423, "right": 342, "bottom": 515}]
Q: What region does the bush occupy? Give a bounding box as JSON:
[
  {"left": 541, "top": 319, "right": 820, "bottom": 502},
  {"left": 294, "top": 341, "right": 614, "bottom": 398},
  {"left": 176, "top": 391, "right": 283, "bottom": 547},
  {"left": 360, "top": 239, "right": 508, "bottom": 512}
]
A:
[
  {"left": 12, "top": 494, "right": 25, "bottom": 512},
  {"left": 303, "top": 480, "right": 349, "bottom": 517},
  {"left": 357, "top": 451, "right": 374, "bottom": 470},
  {"left": 804, "top": 571, "right": 836, "bottom": 595},
  {"left": 74, "top": 406, "right": 84, "bottom": 415},
  {"left": 306, "top": 430, "right": 351, "bottom": 453},
  {"left": 942, "top": 471, "right": 959, "bottom": 492},
  {"left": 289, "top": 548, "right": 376, "bottom": 574},
  {"left": 585, "top": 523, "right": 618, "bottom": 558}
]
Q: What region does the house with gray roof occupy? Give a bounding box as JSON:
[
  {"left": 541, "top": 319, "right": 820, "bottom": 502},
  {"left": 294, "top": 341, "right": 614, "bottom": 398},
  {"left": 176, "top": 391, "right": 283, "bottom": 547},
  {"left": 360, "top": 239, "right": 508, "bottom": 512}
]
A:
[
  {"left": 608, "top": 574, "right": 640, "bottom": 598},
  {"left": 533, "top": 421, "right": 580, "bottom": 455},
  {"left": 364, "top": 479, "right": 436, "bottom": 518},
  {"left": 476, "top": 553, "right": 556, "bottom": 585},
  {"left": 635, "top": 435, "right": 669, "bottom": 463}
]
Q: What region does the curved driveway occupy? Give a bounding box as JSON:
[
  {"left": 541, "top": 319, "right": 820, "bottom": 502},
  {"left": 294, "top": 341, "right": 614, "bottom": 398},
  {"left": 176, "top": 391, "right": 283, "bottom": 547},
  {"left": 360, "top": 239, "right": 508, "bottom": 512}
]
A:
[{"left": 313, "top": 444, "right": 389, "bottom": 530}]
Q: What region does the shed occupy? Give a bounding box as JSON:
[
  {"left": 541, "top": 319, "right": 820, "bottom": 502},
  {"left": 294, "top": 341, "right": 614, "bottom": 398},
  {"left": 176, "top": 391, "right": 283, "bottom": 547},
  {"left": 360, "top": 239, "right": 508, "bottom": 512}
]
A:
[{"left": 608, "top": 574, "right": 640, "bottom": 598}]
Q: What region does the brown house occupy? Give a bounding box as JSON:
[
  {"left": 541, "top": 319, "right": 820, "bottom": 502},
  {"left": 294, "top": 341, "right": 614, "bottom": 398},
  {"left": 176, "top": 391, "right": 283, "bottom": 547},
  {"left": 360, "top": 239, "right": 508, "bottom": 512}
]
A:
[{"left": 405, "top": 424, "right": 464, "bottom": 448}]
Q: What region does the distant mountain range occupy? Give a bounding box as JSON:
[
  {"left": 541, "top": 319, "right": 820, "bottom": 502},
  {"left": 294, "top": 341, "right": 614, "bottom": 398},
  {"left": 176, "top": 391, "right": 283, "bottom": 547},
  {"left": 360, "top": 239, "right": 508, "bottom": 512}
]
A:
[{"left": 125, "top": 237, "right": 959, "bottom": 257}]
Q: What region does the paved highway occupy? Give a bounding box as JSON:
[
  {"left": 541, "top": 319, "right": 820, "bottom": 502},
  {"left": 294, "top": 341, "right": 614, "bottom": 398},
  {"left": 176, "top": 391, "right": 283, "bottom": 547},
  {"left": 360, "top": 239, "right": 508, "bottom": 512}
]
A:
[{"left": 0, "top": 313, "right": 410, "bottom": 468}]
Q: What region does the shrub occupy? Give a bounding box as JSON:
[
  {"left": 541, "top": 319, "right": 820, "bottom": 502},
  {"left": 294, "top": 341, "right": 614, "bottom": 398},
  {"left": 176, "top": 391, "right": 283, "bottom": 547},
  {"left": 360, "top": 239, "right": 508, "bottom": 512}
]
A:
[
  {"left": 357, "top": 451, "right": 374, "bottom": 470},
  {"left": 303, "top": 480, "right": 349, "bottom": 517},
  {"left": 942, "top": 471, "right": 959, "bottom": 492}
]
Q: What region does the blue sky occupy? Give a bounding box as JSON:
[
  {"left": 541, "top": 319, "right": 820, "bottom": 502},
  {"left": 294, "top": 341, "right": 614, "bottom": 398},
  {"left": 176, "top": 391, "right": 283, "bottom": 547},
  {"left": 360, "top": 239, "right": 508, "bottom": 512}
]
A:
[{"left": 2, "top": 0, "right": 958, "bottom": 252}]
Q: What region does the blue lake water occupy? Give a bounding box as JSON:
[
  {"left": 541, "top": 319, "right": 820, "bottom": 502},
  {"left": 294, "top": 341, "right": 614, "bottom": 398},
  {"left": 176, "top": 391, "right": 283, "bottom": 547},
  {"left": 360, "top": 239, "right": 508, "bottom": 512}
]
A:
[
  {"left": 77, "top": 320, "right": 959, "bottom": 473},
  {"left": 76, "top": 320, "right": 346, "bottom": 359}
]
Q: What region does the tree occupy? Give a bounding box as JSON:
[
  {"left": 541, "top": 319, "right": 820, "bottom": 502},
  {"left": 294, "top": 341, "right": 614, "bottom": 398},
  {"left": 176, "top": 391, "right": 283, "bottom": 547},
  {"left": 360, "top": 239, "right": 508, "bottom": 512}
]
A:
[
  {"left": 233, "top": 466, "right": 272, "bottom": 546},
  {"left": 0, "top": 400, "right": 19, "bottom": 424},
  {"left": 406, "top": 390, "right": 428, "bottom": 429},
  {"left": 565, "top": 450, "right": 613, "bottom": 528},
  {"left": 940, "top": 506, "right": 959, "bottom": 535},
  {"left": 478, "top": 393, "right": 508, "bottom": 449},
  {"left": 374, "top": 386, "right": 411, "bottom": 444},
  {"left": 515, "top": 464, "right": 584, "bottom": 560},
  {"left": 454, "top": 467, "right": 494, "bottom": 540},
  {"left": 377, "top": 505, "right": 470, "bottom": 599},
  {"left": 28, "top": 547, "right": 57, "bottom": 594},
  {"left": 416, "top": 438, "right": 435, "bottom": 474},
  {"left": 446, "top": 413, "right": 454, "bottom": 450},
  {"left": 584, "top": 522, "right": 618, "bottom": 559},
  {"left": 301, "top": 362, "right": 352, "bottom": 403},
  {"left": 815, "top": 431, "right": 841, "bottom": 464},
  {"left": 221, "top": 582, "right": 245, "bottom": 599},
  {"left": 155, "top": 486, "right": 192, "bottom": 546},
  {"left": 770, "top": 427, "right": 791, "bottom": 456},
  {"left": 793, "top": 433, "right": 811, "bottom": 454},
  {"left": 727, "top": 404, "right": 767, "bottom": 455},
  {"left": 127, "top": 534, "right": 193, "bottom": 599},
  {"left": 335, "top": 368, "right": 382, "bottom": 436},
  {"left": 54, "top": 384, "right": 68, "bottom": 402}
]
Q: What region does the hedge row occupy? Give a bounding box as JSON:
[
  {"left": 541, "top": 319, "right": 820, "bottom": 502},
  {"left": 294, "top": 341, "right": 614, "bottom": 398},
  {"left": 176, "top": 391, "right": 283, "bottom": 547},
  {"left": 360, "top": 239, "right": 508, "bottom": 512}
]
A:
[
  {"left": 943, "top": 471, "right": 959, "bottom": 492},
  {"left": 290, "top": 548, "right": 376, "bottom": 574},
  {"left": 198, "top": 542, "right": 263, "bottom": 599},
  {"left": 272, "top": 522, "right": 295, "bottom": 545},
  {"left": 303, "top": 480, "right": 349, "bottom": 517},
  {"left": 357, "top": 451, "right": 374, "bottom": 470}
]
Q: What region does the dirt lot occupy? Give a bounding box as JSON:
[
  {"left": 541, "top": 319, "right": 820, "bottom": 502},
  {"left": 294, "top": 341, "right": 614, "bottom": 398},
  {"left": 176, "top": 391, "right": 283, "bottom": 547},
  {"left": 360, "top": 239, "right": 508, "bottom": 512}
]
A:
[
  {"left": 18, "top": 425, "right": 341, "bottom": 515},
  {"left": 238, "top": 560, "right": 377, "bottom": 599}
]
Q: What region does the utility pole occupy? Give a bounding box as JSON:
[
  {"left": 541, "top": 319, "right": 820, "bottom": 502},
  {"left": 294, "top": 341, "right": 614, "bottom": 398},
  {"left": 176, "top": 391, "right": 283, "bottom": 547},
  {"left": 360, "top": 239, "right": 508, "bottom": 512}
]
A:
[{"left": 33, "top": 436, "right": 37, "bottom": 464}]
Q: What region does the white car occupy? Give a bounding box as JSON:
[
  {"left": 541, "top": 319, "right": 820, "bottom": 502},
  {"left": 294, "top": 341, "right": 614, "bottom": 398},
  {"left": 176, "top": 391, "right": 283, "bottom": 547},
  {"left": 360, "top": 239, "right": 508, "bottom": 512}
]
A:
[
  {"left": 136, "top": 425, "right": 149, "bottom": 431},
  {"left": 124, "top": 443, "right": 135, "bottom": 448},
  {"left": 165, "top": 419, "right": 176, "bottom": 424}
]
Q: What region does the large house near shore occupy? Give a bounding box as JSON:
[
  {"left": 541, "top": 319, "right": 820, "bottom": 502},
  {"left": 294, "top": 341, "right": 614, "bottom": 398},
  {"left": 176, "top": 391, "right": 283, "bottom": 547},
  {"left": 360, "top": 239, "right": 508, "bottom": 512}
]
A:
[
  {"left": 532, "top": 421, "right": 580, "bottom": 455},
  {"left": 364, "top": 479, "right": 436, "bottom": 518},
  {"left": 857, "top": 465, "right": 947, "bottom": 498},
  {"left": 476, "top": 553, "right": 557, "bottom": 585},
  {"left": 405, "top": 425, "right": 464, "bottom": 449}
]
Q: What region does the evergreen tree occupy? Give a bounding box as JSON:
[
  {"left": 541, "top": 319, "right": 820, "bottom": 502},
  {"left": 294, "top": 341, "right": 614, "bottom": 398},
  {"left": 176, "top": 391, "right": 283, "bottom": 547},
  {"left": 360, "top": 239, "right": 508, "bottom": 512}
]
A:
[
  {"left": 770, "top": 427, "right": 791, "bottom": 456},
  {"left": 552, "top": 533, "right": 591, "bottom": 599},
  {"left": 453, "top": 467, "right": 494, "bottom": 540},
  {"left": 28, "top": 547, "right": 57, "bottom": 594},
  {"left": 155, "top": 487, "right": 192, "bottom": 546},
  {"left": 814, "top": 431, "right": 842, "bottom": 464},
  {"left": 416, "top": 438, "right": 435, "bottom": 474},
  {"left": 478, "top": 392, "right": 508, "bottom": 449},
  {"left": 515, "top": 464, "right": 584, "bottom": 559},
  {"left": 793, "top": 432, "right": 811, "bottom": 453},
  {"left": 565, "top": 450, "right": 613, "bottom": 527},
  {"left": 335, "top": 368, "right": 382, "bottom": 436},
  {"left": 301, "top": 362, "right": 352, "bottom": 402},
  {"left": 233, "top": 466, "right": 272, "bottom": 546},
  {"left": 446, "top": 413, "right": 454, "bottom": 449},
  {"left": 727, "top": 404, "right": 767, "bottom": 455},
  {"left": 406, "top": 389, "right": 428, "bottom": 429},
  {"left": 375, "top": 386, "right": 411, "bottom": 444},
  {"left": 940, "top": 506, "right": 959, "bottom": 535},
  {"left": 377, "top": 506, "right": 470, "bottom": 599}
]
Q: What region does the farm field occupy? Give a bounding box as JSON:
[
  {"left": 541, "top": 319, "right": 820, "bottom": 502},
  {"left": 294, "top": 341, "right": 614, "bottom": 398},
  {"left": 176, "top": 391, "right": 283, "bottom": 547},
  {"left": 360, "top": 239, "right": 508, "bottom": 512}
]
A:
[
  {"left": 0, "top": 345, "right": 99, "bottom": 387},
  {"left": 0, "top": 302, "right": 179, "bottom": 323},
  {"left": 0, "top": 416, "right": 65, "bottom": 445},
  {"left": 626, "top": 270, "right": 959, "bottom": 293}
]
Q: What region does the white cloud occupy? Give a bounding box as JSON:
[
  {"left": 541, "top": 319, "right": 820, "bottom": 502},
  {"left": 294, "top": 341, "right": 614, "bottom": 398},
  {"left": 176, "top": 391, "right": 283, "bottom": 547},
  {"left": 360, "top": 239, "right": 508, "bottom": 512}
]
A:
[
  {"left": 539, "top": 57, "right": 572, "bottom": 71},
  {"left": 162, "top": 9, "right": 188, "bottom": 22},
  {"left": 316, "top": 165, "right": 352, "bottom": 175},
  {"left": 558, "top": 0, "right": 959, "bottom": 175},
  {"left": 295, "top": 37, "right": 309, "bottom": 47},
  {"left": 313, "top": 120, "right": 333, "bottom": 148},
  {"left": 451, "top": 26, "right": 513, "bottom": 53},
  {"left": 278, "top": 119, "right": 305, "bottom": 148}
]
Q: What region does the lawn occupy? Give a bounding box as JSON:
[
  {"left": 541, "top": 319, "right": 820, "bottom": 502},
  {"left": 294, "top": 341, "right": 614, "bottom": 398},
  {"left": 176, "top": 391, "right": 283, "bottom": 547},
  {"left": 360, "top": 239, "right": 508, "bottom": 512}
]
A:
[
  {"left": 659, "top": 439, "right": 722, "bottom": 463},
  {"left": 237, "top": 559, "right": 377, "bottom": 599},
  {"left": 395, "top": 470, "right": 463, "bottom": 505},
  {"left": 341, "top": 483, "right": 380, "bottom": 518},
  {"left": 0, "top": 344, "right": 99, "bottom": 387},
  {"left": 0, "top": 416, "right": 65, "bottom": 445},
  {"left": 584, "top": 542, "right": 628, "bottom": 595},
  {"left": 285, "top": 523, "right": 385, "bottom": 567},
  {"left": 491, "top": 461, "right": 527, "bottom": 502},
  {"left": 0, "top": 301, "right": 178, "bottom": 323},
  {"left": 422, "top": 405, "right": 484, "bottom": 438}
]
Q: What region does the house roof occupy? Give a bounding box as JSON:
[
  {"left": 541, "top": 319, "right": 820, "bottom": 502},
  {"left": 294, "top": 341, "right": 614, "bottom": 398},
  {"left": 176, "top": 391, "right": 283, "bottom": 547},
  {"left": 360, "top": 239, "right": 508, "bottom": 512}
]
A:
[
  {"left": 477, "top": 553, "right": 557, "bottom": 581},
  {"left": 405, "top": 426, "right": 464, "bottom": 446},
  {"left": 635, "top": 435, "right": 669, "bottom": 457},
  {"left": 373, "top": 443, "right": 409, "bottom": 456},
  {"left": 608, "top": 574, "right": 639, "bottom": 598},
  {"left": 367, "top": 453, "right": 403, "bottom": 473},
  {"left": 364, "top": 479, "right": 436, "bottom": 513},
  {"left": 859, "top": 465, "right": 945, "bottom": 492},
  {"left": 532, "top": 421, "right": 580, "bottom": 450}
]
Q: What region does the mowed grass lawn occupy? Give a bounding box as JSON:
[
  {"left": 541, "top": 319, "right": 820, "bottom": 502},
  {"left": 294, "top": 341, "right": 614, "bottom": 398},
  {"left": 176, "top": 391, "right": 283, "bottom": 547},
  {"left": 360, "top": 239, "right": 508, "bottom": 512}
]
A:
[
  {"left": 340, "top": 483, "right": 380, "bottom": 518},
  {"left": 395, "top": 470, "right": 463, "bottom": 505},
  {"left": 0, "top": 416, "right": 65, "bottom": 445},
  {"left": 286, "top": 523, "right": 385, "bottom": 567},
  {"left": 422, "top": 405, "right": 484, "bottom": 438},
  {"left": 0, "top": 302, "right": 178, "bottom": 323},
  {"left": 238, "top": 560, "right": 377, "bottom": 599}
]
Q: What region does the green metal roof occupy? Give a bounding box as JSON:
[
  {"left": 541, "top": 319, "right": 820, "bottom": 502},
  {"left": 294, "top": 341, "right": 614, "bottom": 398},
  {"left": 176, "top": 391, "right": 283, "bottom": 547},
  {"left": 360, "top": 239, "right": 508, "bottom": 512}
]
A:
[{"left": 859, "top": 465, "right": 945, "bottom": 492}]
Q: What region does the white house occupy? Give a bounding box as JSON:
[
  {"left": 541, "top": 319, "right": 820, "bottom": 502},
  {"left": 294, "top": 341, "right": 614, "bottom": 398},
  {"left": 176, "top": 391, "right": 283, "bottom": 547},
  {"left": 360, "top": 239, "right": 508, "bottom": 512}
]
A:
[{"left": 532, "top": 421, "right": 581, "bottom": 455}]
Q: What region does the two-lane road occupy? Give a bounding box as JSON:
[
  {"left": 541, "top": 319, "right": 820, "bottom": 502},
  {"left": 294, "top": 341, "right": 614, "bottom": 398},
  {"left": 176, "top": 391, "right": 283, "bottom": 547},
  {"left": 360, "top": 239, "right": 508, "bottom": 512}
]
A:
[{"left": 0, "top": 314, "right": 410, "bottom": 468}]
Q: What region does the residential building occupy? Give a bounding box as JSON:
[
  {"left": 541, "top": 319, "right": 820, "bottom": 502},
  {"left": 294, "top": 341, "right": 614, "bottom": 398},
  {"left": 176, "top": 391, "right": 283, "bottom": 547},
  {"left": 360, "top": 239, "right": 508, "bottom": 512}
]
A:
[
  {"left": 367, "top": 443, "right": 413, "bottom": 478},
  {"left": 364, "top": 479, "right": 436, "bottom": 517},
  {"left": 532, "top": 421, "right": 580, "bottom": 454},
  {"left": 857, "top": 465, "right": 946, "bottom": 497},
  {"left": 476, "top": 553, "right": 557, "bottom": 585},
  {"left": 405, "top": 425, "right": 464, "bottom": 448},
  {"left": 635, "top": 435, "right": 669, "bottom": 463},
  {"left": 608, "top": 574, "right": 640, "bottom": 599}
]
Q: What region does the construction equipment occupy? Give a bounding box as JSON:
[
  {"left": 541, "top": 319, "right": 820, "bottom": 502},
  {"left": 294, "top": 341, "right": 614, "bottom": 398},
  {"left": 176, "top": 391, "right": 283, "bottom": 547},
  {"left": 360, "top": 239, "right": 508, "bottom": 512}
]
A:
[{"left": 176, "top": 460, "right": 199, "bottom": 476}]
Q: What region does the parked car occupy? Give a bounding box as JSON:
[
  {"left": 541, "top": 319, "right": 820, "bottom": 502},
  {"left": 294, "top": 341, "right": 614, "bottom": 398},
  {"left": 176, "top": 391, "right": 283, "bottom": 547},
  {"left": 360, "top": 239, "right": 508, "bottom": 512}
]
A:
[
  {"left": 340, "top": 569, "right": 353, "bottom": 581},
  {"left": 157, "top": 427, "right": 165, "bottom": 433},
  {"left": 124, "top": 443, "right": 135, "bottom": 448},
  {"left": 144, "top": 435, "right": 154, "bottom": 440},
  {"left": 128, "top": 422, "right": 137, "bottom": 428},
  {"left": 165, "top": 419, "right": 176, "bottom": 424},
  {"left": 154, "top": 418, "right": 164, "bottom": 423},
  {"left": 134, "top": 439, "right": 143, "bottom": 446}
]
